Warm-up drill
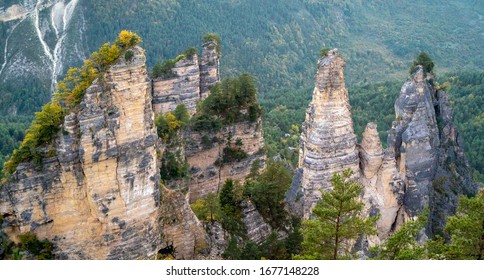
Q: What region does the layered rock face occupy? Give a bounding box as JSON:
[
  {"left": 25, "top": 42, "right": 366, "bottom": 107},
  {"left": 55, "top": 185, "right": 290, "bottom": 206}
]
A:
[
  {"left": 287, "top": 54, "right": 475, "bottom": 242},
  {"left": 160, "top": 188, "right": 208, "bottom": 259},
  {"left": 289, "top": 49, "right": 360, "bottom": 218},
  {"left": 0, "top": 46, "right": 161, "bottom": 259},
  {"left": 152, "top": 54, "right": 201, "bottom": 114},
  {"left": 185, "top": 118, "right": 266, "bottom": 203},
  {"left": 152, "top": 40, "right": 220, "bottom": 115},
  {"left": 358, "top": 124, "right": 405, "bottom": 239},
  {"left": 200, "top": 41, "right": 221, "bottom": 99}
]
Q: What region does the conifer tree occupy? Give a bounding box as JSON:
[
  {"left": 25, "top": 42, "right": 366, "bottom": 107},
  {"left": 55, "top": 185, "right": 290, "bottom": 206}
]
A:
[
  {"left": 445, "top": 191, "right": 484, "bottom": 260},
  {"left": 294, "top": 169, "right": 377, "bottom": 260}
]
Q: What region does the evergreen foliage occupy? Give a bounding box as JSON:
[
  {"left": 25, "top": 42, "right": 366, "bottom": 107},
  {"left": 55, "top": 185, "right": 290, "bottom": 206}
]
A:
[
  {"left": 444, "top": 191, "right": 484, "bottom": 260},
  {"left": 409, "top": 51, "right": 435, "bottom": 75},
  {"left": 294, "top": 169, "right": 377, "bottom": 260},
  {"left": 190, "top": 192, "right": 221, "bottom": 223},
  {"left": 244, "top": 161, "right": 293, "bottom": 229},
  {"left": 0, "top": 232, "right": 53, "bottom": 260},
  {"left": 371, "top": 210, "right": 428, "bottom": 260},
  {"left": 193, "top": 73, "right": 261, "bottom": 132},
  {"left": 219, "top": 179, "right": 246, "bottom": 236}
]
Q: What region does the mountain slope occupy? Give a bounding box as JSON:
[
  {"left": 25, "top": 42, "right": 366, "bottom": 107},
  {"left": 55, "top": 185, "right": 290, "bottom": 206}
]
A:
[{"left": 0, "top": 0, "right": 483, "bottom": 116}]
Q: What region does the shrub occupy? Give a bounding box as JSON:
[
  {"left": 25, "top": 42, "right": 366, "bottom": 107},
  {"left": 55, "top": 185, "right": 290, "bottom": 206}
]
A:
[
  {"left": 183, "top": 47, "right": 198, "bottom": 59},
  {"left": 202, "top": 32, "right": 221, "bottom": 55},
  {"left": 320, "top": 47, "right": 331, "bottom": 57},
  {"left": 222, "top": 146, "right": 248, "bottom": 164},
  {"left": 160, "top": 151, "right": 188, "bottom": 181},
  {"left": 124, "top": 50, "right": 134, "bottom": 61},
  {"left": 409, "top": 51, "right": 435, "bottom": 75},
  {"left": 115, "top": 30, "right": 142, "bottom": 48}
]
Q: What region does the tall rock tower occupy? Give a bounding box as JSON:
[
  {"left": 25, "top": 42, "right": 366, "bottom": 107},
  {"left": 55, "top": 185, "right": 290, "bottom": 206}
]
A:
[
  {"left": 152, "top": 38, "right": 221, "bottom": 115},
  {"left": 387, "top": 66, "right": 476, "bottom": 235},
  {"left": 0, "top": 46, "right": 161, "bottom": 259},
  {"left": 288, "top": 49, "right": 360, "bottom": 218},
  {"left": 199, "top": 40, "right": 221, "bottom": 99}
]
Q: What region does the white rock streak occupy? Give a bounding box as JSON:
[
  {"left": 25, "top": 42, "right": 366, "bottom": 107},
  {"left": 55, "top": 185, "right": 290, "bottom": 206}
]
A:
[{"left": 1, "top": 0, "right": 79, "bottom": 92}]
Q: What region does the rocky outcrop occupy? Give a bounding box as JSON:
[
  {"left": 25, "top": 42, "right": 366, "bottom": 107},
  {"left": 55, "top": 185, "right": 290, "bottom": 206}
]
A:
[
  {"left": 358, "top": 123, "right": 405, "bottom": 240},
  {"left": 388, "top": 68, "right": 476, "bottom": 235},
  {"left": 185, "top": 118, "right": 266, "bottom": 203},
  {"left": 241, "top": 200, "right": 272, "bottom": 244},
  {"left": 0, "top": 46, "right": 161, "bottom": 259},
  {"left": 287, "top": 54, "right": 475, "bottom": 243},
  {"left": 152, "top": 54, "right": 201, "bottom": 114},
  {"left": 388, "top": 67, "right": 440, "bottom": 222},
  {"left": 288, "top": 49, "right": 360, "bottom": 219},
  {"left": 160, "top": 188, "right": 208, "bottom": 259},
  {"left": 359, "top": 123, "right": 384, "bottom": 179},
  {"left": 200, "top": 41, "right": 221, "bottom": 99},
  {"left": 152, "top": 39, "right": 220, "bottom": 115}
]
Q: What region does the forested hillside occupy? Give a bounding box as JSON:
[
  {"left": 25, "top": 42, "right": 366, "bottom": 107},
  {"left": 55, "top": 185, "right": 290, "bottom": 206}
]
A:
[
  {"left": 0, "top": 0, "right": 482, "bottom": 181},
  {"left": 262, "top": 71, "right": 484, "bottom": 182},
  {"left": 0, "top": 0, "right": 482, "bottom": 116}
]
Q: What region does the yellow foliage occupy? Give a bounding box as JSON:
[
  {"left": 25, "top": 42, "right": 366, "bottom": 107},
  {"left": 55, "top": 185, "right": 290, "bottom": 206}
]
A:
[
  {"left": 165, "top": 112, "right": 183, "bottom": 131},
  {"left": 116, "top": 30, "right": 142, "bottom": 47}
]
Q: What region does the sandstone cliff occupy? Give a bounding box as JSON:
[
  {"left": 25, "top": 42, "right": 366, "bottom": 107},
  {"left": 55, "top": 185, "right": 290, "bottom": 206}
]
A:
[
  {"left": 0, "top": 46, "right": 161, "bottom": 259},
  {"left": 287, "top": 53, "right": 475, "bottom": 242},
  {"left": 152, "top": 40, "right": 220, "bottom": 115},
  {"left": 152, "top": 54, "right": 201, "bottom": 114},
  {"left": 287, "top": 49, "right": 360, "bottom": 219},
  {"left": 387, "top": 67, "right": 476, "bottom": 236},
  {"left": 0, "top": 44, "right": 212, "bottom": 260},
  {"left": 185, "top": 118, "right": 266, "bottom": 203}
]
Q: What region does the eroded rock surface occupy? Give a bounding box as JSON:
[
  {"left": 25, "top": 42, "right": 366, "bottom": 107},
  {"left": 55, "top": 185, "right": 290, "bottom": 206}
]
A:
[
  {"left": 289, "top": 49, "right": 360, "bottom": 218},
  {"left": 0, "top": 46, "right": 161, "bottom": 259}
]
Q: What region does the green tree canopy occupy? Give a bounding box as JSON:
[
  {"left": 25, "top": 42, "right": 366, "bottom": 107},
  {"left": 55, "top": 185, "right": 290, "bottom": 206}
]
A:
[
  {"left": 294, "top": 169, "right": 377, "bottom": 260},
  {"left": 444, "top": 191, "right": 484, "bottom": 260},
  {"left": 371, "top": 210, "right": 428, "bottom": 260},
  {"left": 410, "top": 51, "right": 435, "bottom": 75}
]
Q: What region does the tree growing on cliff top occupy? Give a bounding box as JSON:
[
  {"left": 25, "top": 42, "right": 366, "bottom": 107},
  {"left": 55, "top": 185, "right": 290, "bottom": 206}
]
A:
[
  {"left": 409, "top": 51, "right": 435, "bottom": 75},
  {"left": 294, "top": 169, "right": 377, "bottom": 260}
]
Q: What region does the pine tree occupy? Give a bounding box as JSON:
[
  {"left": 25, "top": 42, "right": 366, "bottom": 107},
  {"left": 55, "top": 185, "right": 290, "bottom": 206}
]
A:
[
  {"left": 371, "top": 210, "right": 428, "bottom": 260},
  {"left": 294, "top": 169, "right": 377, "bottom": 260},
  {"left": 445, "top": 191, "right": 484, "bottom": 260}
]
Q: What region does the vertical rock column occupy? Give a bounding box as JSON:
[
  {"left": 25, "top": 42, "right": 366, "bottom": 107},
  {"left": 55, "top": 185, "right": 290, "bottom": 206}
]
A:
[
  {"left": 152, "top": 54, "right": 201, "bottom": 114},
  {"left": 387, "top": 67, "right": 440, "bottom": 221},
  {"left": 296, "top": 49, "right": 360, "bottom": 218},
  {"left": 0, "top": 46, "right": 161, "bottom": 259},
  {"left": 199, "top": 40, "right": 220, "bottom": 99}
]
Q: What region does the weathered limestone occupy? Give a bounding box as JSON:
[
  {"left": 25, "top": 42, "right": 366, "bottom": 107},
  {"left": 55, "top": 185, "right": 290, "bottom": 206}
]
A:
[
  {"left": 185, "top": 119, "right": 266, "bottom": 203},
  {"left": 0, "top": 46, "right": 161, "bottom": 259},
  {"left": 387, "top": 67, "right": 476, "bottom": 235},
  {"left": 241, "top": 200, "right": 272, "bottom": 244},
  {"left": 290, "top": 49, "right": 360, "bottom": 218},
  {"left": 152, "top": 39, "right": 220, "bottom": 115},
  {"left": 160, "top": 188, "right": 208, "bottom": 260},
  {"left": 200, "top": 40, "right": 220, "bottom": 99},
  {"left": 359, "top": 123, "right": 384, "bottom": 179},
  {"left": 152, "top": 54, "right": 200, "bottom": 114},
  {"left": 388, "top": 67, "right": 440, "bottom": 221}
]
